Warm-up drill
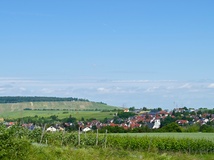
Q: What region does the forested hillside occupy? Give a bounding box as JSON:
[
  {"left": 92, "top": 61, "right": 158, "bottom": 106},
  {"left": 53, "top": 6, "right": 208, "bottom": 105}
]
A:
[{"left": 0, "top": 96, "right": 90, "bottom": 103}]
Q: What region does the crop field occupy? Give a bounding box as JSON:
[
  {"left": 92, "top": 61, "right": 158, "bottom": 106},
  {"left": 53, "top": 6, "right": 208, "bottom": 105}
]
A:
[
  {"left": 113, "top": 132, "right": 214, "bottom": 142},
  {"left": 0, "top": 110, "right": 116, "bottom": 120}
]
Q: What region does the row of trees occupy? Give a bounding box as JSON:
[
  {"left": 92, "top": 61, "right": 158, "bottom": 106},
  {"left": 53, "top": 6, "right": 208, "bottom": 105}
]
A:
[{"left": 0, "top": 96, "right": 89, "bottom": 103}]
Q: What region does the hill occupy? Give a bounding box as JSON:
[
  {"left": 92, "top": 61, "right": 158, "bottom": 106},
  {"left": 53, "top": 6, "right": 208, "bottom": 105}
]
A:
[
  {"left": 0, "top": 96, "right": 120, "bottom": 120},
  {"left": 0, "top": 96, "right": 119, "bottom": 112},
  {"left": 0, "top": 101, "right": 119, "bottom": 113}
]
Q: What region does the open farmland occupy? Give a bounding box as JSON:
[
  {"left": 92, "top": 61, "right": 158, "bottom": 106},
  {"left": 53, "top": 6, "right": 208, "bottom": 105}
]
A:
[{"left": 0, "top": 110, "right": 116, "bottom": 120}]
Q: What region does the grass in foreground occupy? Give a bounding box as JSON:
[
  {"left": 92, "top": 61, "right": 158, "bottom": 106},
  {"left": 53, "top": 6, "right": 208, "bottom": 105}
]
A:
[{"left": 28, "top": 146, "right": 214, "bottom": 160}]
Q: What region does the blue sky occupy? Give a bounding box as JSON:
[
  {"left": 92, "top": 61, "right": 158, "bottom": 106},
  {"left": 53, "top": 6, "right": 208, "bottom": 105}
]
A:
[{"left": 0, "top": 1, "right": 214, "bottom": 109}]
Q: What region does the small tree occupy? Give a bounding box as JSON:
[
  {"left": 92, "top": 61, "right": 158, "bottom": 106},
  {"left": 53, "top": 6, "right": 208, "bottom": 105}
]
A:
[
  {"left": 129, "top": 106, "right": 135, "bottom": 111},
  {"left": 159, "top": 122, "right": 183, "bottom": 132}
]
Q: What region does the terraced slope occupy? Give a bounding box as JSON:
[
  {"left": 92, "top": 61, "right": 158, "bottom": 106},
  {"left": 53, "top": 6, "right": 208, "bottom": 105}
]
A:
[{"left": 0, "top": 101, "right": 119, "bottom": 113}]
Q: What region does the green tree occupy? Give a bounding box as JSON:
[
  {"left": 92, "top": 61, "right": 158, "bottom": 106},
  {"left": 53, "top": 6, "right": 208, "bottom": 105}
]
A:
[
  {"left": 157, "top": 107, "right": 162, "bottom": 111},
  {"left": 91, "top": 125, "right": 97, "bottom": 130},
  {"left": 129, "top": 106, "right": 135, "bottom": 111},
  {"left": 117, "top": 112, "right": 136, "bottom": 119},
  {"left": 159, "top": 122, "right": 183, "bottom": 132},
  {"left": 142, "top": 107, "right": 148, "bottom": 111},
  {"left": 200, "top": 125, "right": 214, "bottom": 132},
  {"left": 161, "top": 116, "right": 176, "bottom": 127},
  {"left": 185, "top": 124, "right": 200, "bottom": 132},
  {"left": 50, "top": 115, "right": 58, "bottom": 121}
]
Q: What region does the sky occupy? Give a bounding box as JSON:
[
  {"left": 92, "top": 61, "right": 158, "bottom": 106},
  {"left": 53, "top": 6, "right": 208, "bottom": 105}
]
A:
[{"left": 0, "top": 1, "right": 214, "bottom": 109}]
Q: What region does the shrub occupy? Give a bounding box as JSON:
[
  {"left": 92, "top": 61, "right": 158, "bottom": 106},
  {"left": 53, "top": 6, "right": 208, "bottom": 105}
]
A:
[{"left": 0, "top": 127, "right": 31, "bottom": 159}]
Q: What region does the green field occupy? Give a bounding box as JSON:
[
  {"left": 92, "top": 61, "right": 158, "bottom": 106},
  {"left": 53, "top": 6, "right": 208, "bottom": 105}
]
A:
[
  {"left": 0, "top": 110, "right": 116, "bottom": 120},
  {"left": 113, "top": 132, "right": 214, "bottom": 142}
]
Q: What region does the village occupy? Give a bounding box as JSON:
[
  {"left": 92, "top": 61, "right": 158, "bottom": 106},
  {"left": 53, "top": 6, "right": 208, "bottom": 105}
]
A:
[{"left": 2, "top": 107, "right": 214, "bottom": 133}]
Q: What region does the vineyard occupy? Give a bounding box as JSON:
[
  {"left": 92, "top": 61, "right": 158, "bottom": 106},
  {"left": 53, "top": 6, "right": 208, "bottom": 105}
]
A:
[{"left": 1, "top": 124, "right": 214, "bottom": 160}]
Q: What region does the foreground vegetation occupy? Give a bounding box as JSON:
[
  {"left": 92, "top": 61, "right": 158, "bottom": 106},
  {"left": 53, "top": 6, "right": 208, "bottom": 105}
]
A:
[
  {"left": 1, "top": 125, "right": 214, "bottom": 159},
  {"left": 23, "top": 146, "right": 214, "bottom": 160},
  {"left": 112, "top": 132, "right": 214, "bottom": 142}
]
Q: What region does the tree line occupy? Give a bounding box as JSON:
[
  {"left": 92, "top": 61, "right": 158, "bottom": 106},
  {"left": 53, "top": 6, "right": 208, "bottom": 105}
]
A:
[{"left": 0, "top": 96, "right": 89, "bottom": 103}]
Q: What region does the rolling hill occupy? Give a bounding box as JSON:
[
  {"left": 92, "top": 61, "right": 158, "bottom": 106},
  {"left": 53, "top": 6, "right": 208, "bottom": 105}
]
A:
[
  {"left": 0, "top": 101, "right": 119, "bottom": 112},
  {"left": 0, "top": 97, "right": 120, "bottom": 119}
]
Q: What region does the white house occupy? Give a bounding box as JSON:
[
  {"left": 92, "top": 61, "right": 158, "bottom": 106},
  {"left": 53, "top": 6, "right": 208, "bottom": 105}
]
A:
[
  {"left": 153, "top": 119, "right": 161, "bottom": 129},
  {"left": 83, "top": 127, "right": 91, "bottom": 132},
  {"left": 46, "top": 126, "right": 57, "bottom": 132}
]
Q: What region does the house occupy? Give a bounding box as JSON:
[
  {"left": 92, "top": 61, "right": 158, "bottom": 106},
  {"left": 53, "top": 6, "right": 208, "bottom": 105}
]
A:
[
  {"left": 176, "top": 120, "right": 189, "bottom": 125},
  {"left": 158, "top": 111, "right": 168, "bottom": 117},
  {"left": 149, "top": 111, "right": 159, "bottom": 117},
  {"left": 83, "top": 127, "right": 91, "bottom": 132},
  {"left": 46, "top": 126, "right": 57, "bottom": 132},
  {"left": 174, "top": 108, "right": 185, "bottom": 113},
  {"left": 4, "top": 122, "right": 15, "bottom": 128},
  {"left": 153, "top": 119, "right": 161, "bottom": 129},
  {"left": 124, "top": 109, "right": 129, "bottom": 112},
  {"left": 22, "top": 123, "right": 35, "bottom": 130}
]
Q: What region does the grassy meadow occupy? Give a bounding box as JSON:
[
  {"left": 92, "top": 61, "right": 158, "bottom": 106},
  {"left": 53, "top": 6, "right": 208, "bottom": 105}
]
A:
[{"left": 0, "top": 110, "right": 116, "bottom": 120}]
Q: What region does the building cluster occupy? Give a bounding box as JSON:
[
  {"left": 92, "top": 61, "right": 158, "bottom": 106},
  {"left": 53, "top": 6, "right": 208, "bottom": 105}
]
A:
[{"left": 2, "top": 107, "right": 214, "bottom": 132}]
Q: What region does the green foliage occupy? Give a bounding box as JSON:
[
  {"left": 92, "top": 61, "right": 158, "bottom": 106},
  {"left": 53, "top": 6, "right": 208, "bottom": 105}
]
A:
[
  {"left": 200, "top": 125, "right": 214, "bottom": 132},
  {"left": 131, "top": 126, "right": 152, "bottom": 133},
  {"left": 129, "top": 106, "right": 135, "bottom": 111},
  {"left": 159, "top": 122, "right": 183, "bottom": 132},
  {"left": 106, "top": 135, "right": 214, "bottom": 153},
  {"left": 161, "top": 116, "right": 177, "bottom": 127},
  {"left": 0, "top": 96, "right": 89, "bottom": 103},
  {"left": 117, "top": 112, "right": 136, "bottom": 119},
  {"left": 184, "top": 124, "right": 200, "bottom": 132},
  {"left": 27, "top": 146, "right": 214, "bottom": 160},
  {"left": 0, "top": 125, "right": 31, "bottom": 160},
  {"left": 1, "top": 125, "right": 214, "bottom": 160},
  {"left": 99, "top": 126, "right": 128, "bottom": 133}
]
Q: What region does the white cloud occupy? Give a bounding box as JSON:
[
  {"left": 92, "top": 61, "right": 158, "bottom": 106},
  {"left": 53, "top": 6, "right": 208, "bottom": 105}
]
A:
[
  {"left": 97, "top": 87, "right": 108, "bottom": 92},
  {"left": 0, "top": 77, "right": 213, "bottom": 109},
  {"left": 179, "top": 83, "right": 192, "bottom": 89},
  {"left": 208, "top": 83, "right": 214, "bottom": 88},
  {"left": 19, "top": 87, "right": 26, "bottom": 91}
]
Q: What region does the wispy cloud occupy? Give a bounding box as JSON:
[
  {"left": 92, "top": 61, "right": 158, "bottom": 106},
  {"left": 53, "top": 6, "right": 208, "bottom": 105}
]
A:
[
  {"left": 0, "top": 77, "right": 213, "bottom": 109},
  {"left": 208, "top": 83, "right": 214, "bottom": 88}
]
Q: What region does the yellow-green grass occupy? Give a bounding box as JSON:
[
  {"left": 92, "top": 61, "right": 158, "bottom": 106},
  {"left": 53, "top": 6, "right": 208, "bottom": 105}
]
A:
[
  {"left": 0, "top": 110, "right": 116, "bottom": 120},
  {"left": 113, "top": 132, "right": 214, "bottom": 142},
  {"left": 28, "top": 146, "right": 214, "bottom": 160}
]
